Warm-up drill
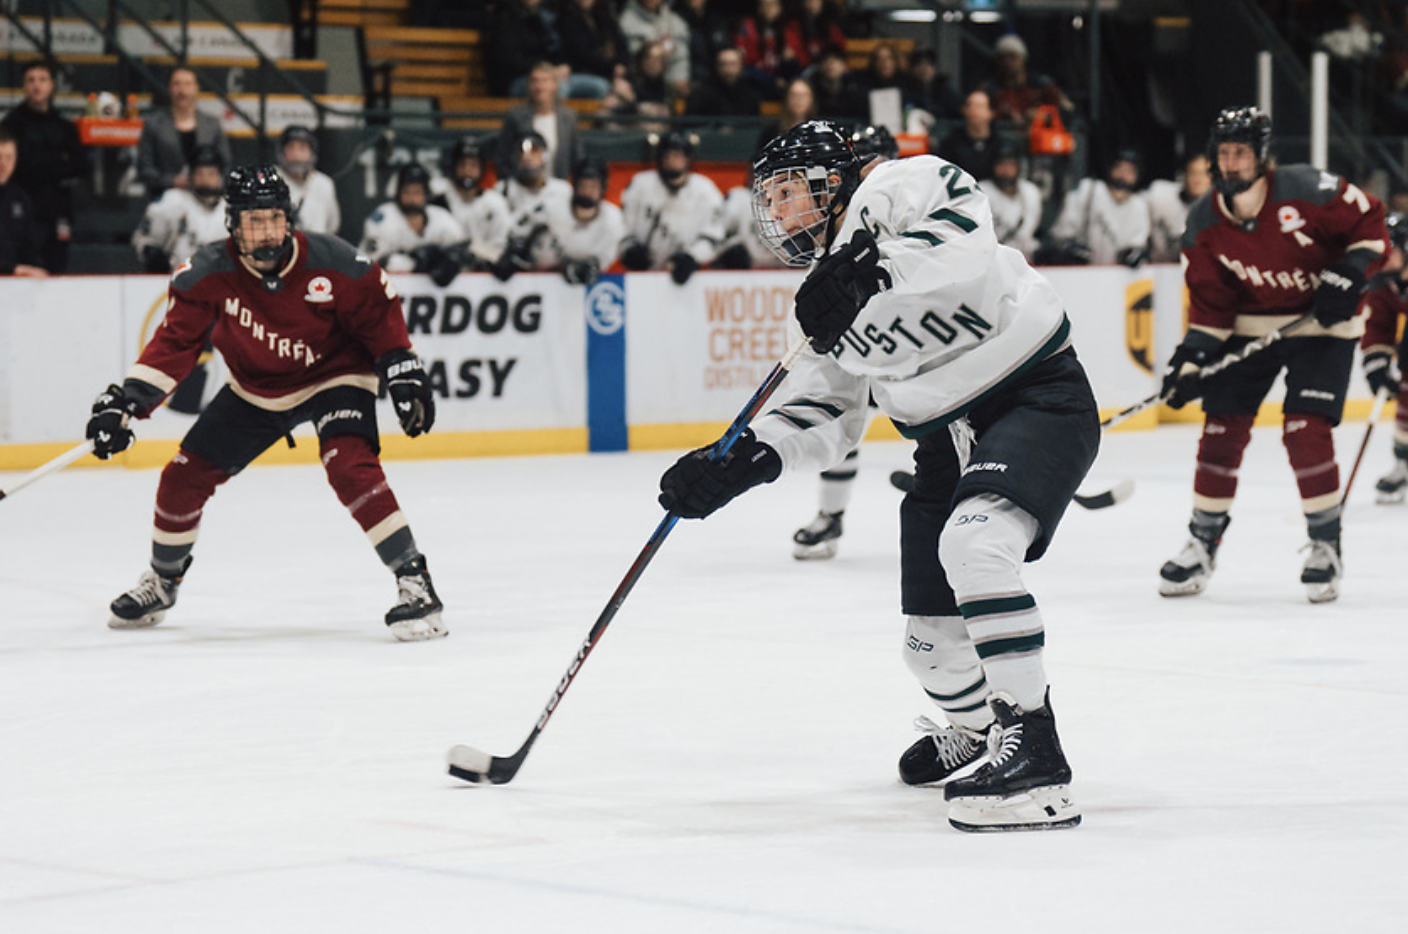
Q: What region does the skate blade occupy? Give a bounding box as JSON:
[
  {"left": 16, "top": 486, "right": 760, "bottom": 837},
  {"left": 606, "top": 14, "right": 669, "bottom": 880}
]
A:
[
  {"left": 947, "top": 784, "right": 1081, "bottom": 833},
  {"left": 1158, "top": 575, "right": 1207, "bottom": 597},
  {"left": 390, "top": 612, "right": 449, "bottom": 641},
  {"left": 108, "top": 610, "right": 165, "bottom": 629},
  {"left": 1375, "top": 489, "right": 1406, "bottom": 505},
  {"left": 792, "top": 539, "right": 839, "bottom": 561},
  {"left": 1304, "top": 581, "right": 1339, "bottom": 604}
]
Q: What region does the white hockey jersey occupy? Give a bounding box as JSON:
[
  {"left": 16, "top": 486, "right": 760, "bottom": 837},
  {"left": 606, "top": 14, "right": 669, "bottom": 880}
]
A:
[
  {"left": 1145, "top": 178, "right": 1194, "bottom": 263},
  {"left": 500, "top": 176, "right": 573, "bottom": 244},
  {"left": 358, "top": 201, "right": 465, "bottom": 273},
  {"left": 719, "top": 186, "right": 785, "bottom": 268},
  {"left": 979, "top": 176, "right": 1044, "bottom": 261},
  {"left": 750, "top": 156, "right": 1073, "bottom": 475},
  {"left": 440, "top": 186, "right": 513, "bottom": 265},
  {"left": 527, "top": 198, "right": 626, "bottom": 270},
  {"left": 1048, "top": 178, "right": 1151, "bottom": 265},
  {"left": 286, "top": 170, "right": 342, "bottom": 236},
  {"left": 132, "top": 189, "right": 228, "bottom": 269},
  {"left": 620, "top": 170, "right": 726, "bottom": 266}
]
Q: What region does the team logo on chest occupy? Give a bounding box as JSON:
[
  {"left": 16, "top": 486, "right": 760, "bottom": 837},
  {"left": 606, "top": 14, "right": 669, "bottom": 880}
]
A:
[
  {"left": 1278, "top": 206, "right": 1315, "bottom": 246},
  {"left": 305, "top": 276, "right": 334, "bottom": 303}
]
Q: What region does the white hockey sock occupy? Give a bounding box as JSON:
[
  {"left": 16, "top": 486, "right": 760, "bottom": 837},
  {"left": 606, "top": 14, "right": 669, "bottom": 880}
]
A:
[
  {"left": 903, "top": 615, "right": 993, "bottom": 732},
  {"left": 818, "top": 449, "right": 859, "bottom": 515}
]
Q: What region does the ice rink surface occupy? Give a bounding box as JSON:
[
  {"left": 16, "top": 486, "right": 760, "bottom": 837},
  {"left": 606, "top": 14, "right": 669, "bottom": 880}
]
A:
[{"left": 2, "top": 421, "right": 1404, "bottom": 933}]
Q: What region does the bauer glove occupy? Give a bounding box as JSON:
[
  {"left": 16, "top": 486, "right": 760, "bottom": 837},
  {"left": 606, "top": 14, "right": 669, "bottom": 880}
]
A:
[
  {"left": 1363, "top": 349, "right": 1401, "bottom": 397},
  {"left": 1313, "top": 261, "right": 1367, "bottom": 327},
  {"left": 86, "top": 383, "right": 140, "bottom": 459},
  {"left": 377, "top": 349, "right": 436, "bottom": 438},
  {"left": 793, "top": 228, "right": 891, "bottom": 354},
  {"left": 658, "top": 429, "right": 782, "bottom": 519},
  {"left": 1160, "top": 331, "right": 1225, "bottom": 410}
]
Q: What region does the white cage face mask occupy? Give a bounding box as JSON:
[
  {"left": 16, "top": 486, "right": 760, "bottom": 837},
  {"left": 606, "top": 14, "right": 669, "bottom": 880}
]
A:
[{"left": 752, "top": 167, "right": 837, "bottom": 267}]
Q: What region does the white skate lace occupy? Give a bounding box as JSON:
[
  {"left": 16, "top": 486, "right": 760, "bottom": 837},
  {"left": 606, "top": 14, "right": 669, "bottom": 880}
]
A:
[
  {"left": 396, "top": 573, "right": 432, "bottom": 608},
  {"left": 126, "top": 570, "right": 172, "bottom": 609},
  {"left": 913, "top": 715, "right": 984, "bottom": 770},
  {"left": 1172, "top": 537, "right": 1212, "bottom": 571},
  {"left": 986, "top": 721, "right": 1023, "bottom": 768},
  {"left": 1299, "top": 540, "right": 1342, "bottom": 575},
  {"left": 1382, "top": 460, "right": 1408, "bottom": 485}
]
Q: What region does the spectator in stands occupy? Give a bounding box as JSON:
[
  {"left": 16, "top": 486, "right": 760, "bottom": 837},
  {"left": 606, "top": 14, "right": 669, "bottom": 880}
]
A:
[
  {"left": 0, "top": 60, "right": 86, "bottom": 273},
  {"left": 937, "top": 89, "right": 999, "bottom": 184},
  {"left": 619, "top": 0, "right": 693, "bottom": 100},
  {"left": 790, "top": 0, "right": 848, "bottom": 72},
  {"left": 488, "top": 0, "right": 610, "bottom": 99},
  {"left": 904, "top": 46, "right": 962, "bottom": 132},
  {"left": 855, "top": 41, "right": 916, "bottom": 106},
  {"left": 688, "top": 46, "right": 764, "bottom": 120},
  {"left": 136, "top": 65, "right": 232, "bottom": 198},
  {"left": 979, "top": 141, "right": 1044, "bottom": 262},
  {"left": 492, "top": 131, "right": 573, "bottom": 280},
  {"left": 0, "top": 129, "right": 48, "bottom": 277},
  {"left": 360, "top": 163, "right": 466, "bottom": 284},
  {"left": 435, "top": 136, "right": 513, "bottom": 272},
  {"left": 131, "top": 145, "right": 227, "bottom": 273},
  {"left": 679, "top": 0, "right": 735, "bottom": 87},
  {"left": 534, "top": 155, "right": 625, "bottom": 286},
  {"left": 277, "top": 125, "right": 342, "bottom": 237},
  {"left": 756, "top": 77, "right": 817, "bottom": 153},
  {"left": 601, "top": 39, "right": 678, "bottom": 130},
  {"left": 1146, "top": 151, "right": 1211, "bottom": 263},
  {"left": 982, "top": 33, "right": 1073, "bottom": 127},
  {"left": 734, "top": 0, "right": 805, "bottom": 99},
  {"left": 620, "top": 129, "right": 725, "bottom": 285},
  {"left": 558, "top": 0, "right": 631, "bottom": 95},
  {"left": 499, "top": 61, "right": 583, "bottom": 180},
  {"left": 808, "top": 44, "right": 866, "bottom": 120},
  {"left": 1043, "top": 148, "right": 1151, "bottom": 267}
]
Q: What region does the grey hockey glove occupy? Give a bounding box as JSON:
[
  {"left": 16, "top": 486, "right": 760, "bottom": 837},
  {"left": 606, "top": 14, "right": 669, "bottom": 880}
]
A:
[
  {"left": 1363, "top": 349, "right": 1401, "bottom": 397},
  {"left": 658, "top": 429, "right": 782, "bottom": 519},
  {"left": 1160, "top": 331, "right": 1225, "bottom": 409},
  {"left": 1314, "top": 261, "right": 1367, "bottom": 326},
  {"left": 1116, "top": 245, "right": 1150, "bottom": 269},
  {"left": 377, "top": 349, "right": 436, "bottom": 438},
  {"left": 793, "top": 229, "right": 892, "bottom": 354},
  {"left": 86, "top": 383, "right": 140, "bottom": 459}
]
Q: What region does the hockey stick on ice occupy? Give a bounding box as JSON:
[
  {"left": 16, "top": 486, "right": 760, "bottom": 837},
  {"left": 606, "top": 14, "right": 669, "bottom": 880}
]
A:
[
  {"left": 1341, "top": 388, "right": 1390, "bottom": 505},
  {"left": 0, "top": 440, "right": 96, "bottom": 504},
  {"left": 447, "top": 339, "right": 810, "bottom": 785},
  {"left": 1073, "top": 311, "right": 1320, "bottom": 509}
]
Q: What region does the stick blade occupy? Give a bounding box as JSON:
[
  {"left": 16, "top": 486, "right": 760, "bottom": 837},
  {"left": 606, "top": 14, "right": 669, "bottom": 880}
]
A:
[
  {"left": 447, "top": 744, "right": 523, "bottom": 785},
  {"left": 1073, "top": 478, "right": 1135, "bottom": 510}
]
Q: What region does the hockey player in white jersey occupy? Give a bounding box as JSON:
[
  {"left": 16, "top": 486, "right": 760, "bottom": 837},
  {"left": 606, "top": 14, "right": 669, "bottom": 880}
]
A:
[
  {"left": 132, "top": 144, "right": 228, "bottom": 272},
  {"left": 493, "top": 131, "right": 572, "bottom": 281},
  {"left": 1145, "top": 151, "right": 1211, "bottom": 263},
  {"left": 620, "top": 130, "right": 724, "bottom": 284},
  {"left": 529, "top": 155, "right": 624, "bottom": 286},
  {"left": 1046, "top": 148, "right": 1151, "bottom": 267},
  {"left": 980, "top": 141, "right": 1044, "bottom": 262},
  {"left": 278, "top": 125, "right": 341, "bottom": 236},
  {"left": 435, "top": 136, "right": 512, "bottom": 271},
  {"left": 658, "top": 120, "right": 1099, "bottom": 832},
  {"left": 359, "top": 162, "right": 465, "bottom": 286}
]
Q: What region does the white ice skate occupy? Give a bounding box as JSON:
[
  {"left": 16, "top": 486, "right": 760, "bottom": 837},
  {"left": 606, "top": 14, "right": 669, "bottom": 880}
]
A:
[
  {"left": 1300, "top": 538, "right": 1343, "bottom": 604},
  {"left": 1375, "top": 459, "right": 1408, "bottom": 505},
  {"left": 386, "top": 557, "right": 447, "bottom": 641},
  {"left": 1158, "top": 537, "right": 1216, "bottom": 597},
  {"left": 109, "top": 558, "right": 190, "bottom": 629}
]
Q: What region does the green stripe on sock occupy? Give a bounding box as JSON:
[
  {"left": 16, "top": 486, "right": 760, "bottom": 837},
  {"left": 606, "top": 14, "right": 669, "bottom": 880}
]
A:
[
  {"left": 959, "top": 594, "right": 1037, "bottom": 620},
  {"left": 974, "top": 631, "right": 1046, "bottom": 660}
]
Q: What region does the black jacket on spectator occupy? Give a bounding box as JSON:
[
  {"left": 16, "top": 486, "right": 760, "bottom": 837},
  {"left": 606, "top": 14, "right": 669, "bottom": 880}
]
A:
[
  {"left": 1, "top": 103, "right": 86, "bottom": 271},
  {"left": 558, "top": 4, "right": 629, "bottom": 83},
  {"left": 0, "top": 180, "right": 43, "bottom": 274},
  {"left": 688, "top": 76, "right": 763, "bottom": 119},
  {"left": 487, "top": 0, "right": 563, "bottom": 96},
  {"left": 937, "top": 128, "right": 998, "bottom": 185},
  {"left": 810, "top": 74, "right": 867, "bottom": 121},
  {"left": 136, "top": 109, "right": 231, "bottom": 196}
]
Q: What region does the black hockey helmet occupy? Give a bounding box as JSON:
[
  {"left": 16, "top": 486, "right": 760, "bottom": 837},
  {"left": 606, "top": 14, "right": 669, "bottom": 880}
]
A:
[
  {"left": 653, "top": 129, "right": 697, "bottom": 163},
  {"left": 849, "top": 124, "right": 899, "bottom": 162},
  {"left": 1388, "top": 211, "right": 1408, "bottom": 252},
  {"left": 1207, "top": 106, "right": 1272, "bottom": 197},
  {"left": 190, "top": 144, "right": 225, "bottom": 172},
  {"left": 224, "top": 163, "right": 295, "bottom": 261},
  {"left": 396, "top": 162, "right": 432, "bottom": 196},
  {"left": 750, "top": 119, "right": 860, "bottom": 266},
  {"left": 572, "top": 154, "right": 609, "bottom": 187},
  {"left": 448, "top": 136, "right": 484, "bottom": 166},
  {"left": 278, "top": 124, "right": 318, "bottom": 158}
]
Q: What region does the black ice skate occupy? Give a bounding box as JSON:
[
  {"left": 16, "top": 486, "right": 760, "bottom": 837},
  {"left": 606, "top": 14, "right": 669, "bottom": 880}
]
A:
[
  {"left": 898, "top": 715, "right": 989, "bottom": 786},
  {"left": 1375, "top": 458, "right": 1408, "bottom": 505},
  {"left": 1158, "top": 511, "right": 1230, "bottom": 597},
  {"left": 1300, "top": 537, "right": 1343, "bottom": 604},
  {"left": 943, "top": 691, "right": 1080, "bottom": 832},
  {"left": 109, "top": 556, "right": 192, "bottom": 629},
  {"left": 386, "top": 556, "right": 447, "bottom": 641},
  {"left": 792, "top": 511, "right": 843, "bottom": 560}
]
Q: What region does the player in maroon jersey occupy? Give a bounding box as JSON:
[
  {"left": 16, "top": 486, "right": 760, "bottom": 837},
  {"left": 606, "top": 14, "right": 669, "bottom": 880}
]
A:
[
  {"left": 1360, "top": 211, "right": 1408, "bottom": 503},
  {"left": 85, "top": 165, "right": 447, "bottom": 640},
  {"left": 1157, "top": 106, "right": 1388, "bottom": 603}
]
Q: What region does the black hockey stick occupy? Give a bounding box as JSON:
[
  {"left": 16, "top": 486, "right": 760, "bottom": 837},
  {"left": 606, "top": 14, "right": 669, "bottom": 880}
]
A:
[
  {"left": 1073, "top": 311, "right": 1320, "bottom": 509},
  {"left": 1342, "top": 388, "right": 1390, "bottom": 504},
  {"left": 0, "top": 440, "right": 95, "bottom": 504},
  {"left": 448, "top": 340, "right": 810, "bottom": 785}
]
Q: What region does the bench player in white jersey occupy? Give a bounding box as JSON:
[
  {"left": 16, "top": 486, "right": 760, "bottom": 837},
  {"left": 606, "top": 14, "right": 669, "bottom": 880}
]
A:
[
  {"left": 492, "top": 131, "right": 573, "bottom": 281},
  {"left": 619, "top": 130, "right": 725, "bottom": 285},
  {"left": 359, "top": 162, "right": 466, "bottom": 286},
  {"left": 529, "top": 155, "right": 625, "bottom": 286},
  {"left": 658, "top": 121, "right": 1098, "bottom": 832},
  {"left": 132, "top": 144, "right": 228, "bottom": 272},
  {"left": 434, "top": 137, "right": 512, "bottom": 273},
  {"left": 278, "top": 125, "right": 342, "bottom": 236}
]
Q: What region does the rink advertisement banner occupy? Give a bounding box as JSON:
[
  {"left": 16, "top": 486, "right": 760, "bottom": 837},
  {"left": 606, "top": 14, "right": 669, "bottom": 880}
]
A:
[{"left": 1041, "top": 266, "right": 1165, "bottom": 412}]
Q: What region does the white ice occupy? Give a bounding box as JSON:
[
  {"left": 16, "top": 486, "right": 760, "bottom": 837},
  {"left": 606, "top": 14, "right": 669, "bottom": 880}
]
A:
[{"left": 2, "top": 421, "right": 1405, "bottom": 933}]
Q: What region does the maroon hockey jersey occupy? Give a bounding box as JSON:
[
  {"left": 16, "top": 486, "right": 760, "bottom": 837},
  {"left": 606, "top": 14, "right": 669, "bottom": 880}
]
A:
[
  {"left": 1181, "top": 164, "right": 1387, "bottom": 338},
  {"left": 1361, "top": 284, "right": 1408, "bottom": 354},
  {"left": 128, "top": 232, "right": 412, "bottom": 412}
]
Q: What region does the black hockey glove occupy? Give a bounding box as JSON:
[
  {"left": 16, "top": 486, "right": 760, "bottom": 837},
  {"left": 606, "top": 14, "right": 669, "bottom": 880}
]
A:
[
  {"left": 621, "top": 242, "right": 652, "bottom": 271},
  {"left": 668, "top": 251, "right": 699, "bottom": 285},
  {"left": 793, "top": 228, "right": 892, "bottom": 354},
  {"left": 377, "top": 349, "right": 436, "bottom": 438},
  {"left": 713, "top": 243, "right": 753, "bottom": 270},
  {"left": 1363, "top": 349, "right": 1402, "bottom": 397},
  {"left": 1160, "top": 331, "right": 1225, "bottom": 410},
  {"left": 140, "top": 245, "right": 172, "bottom": 274},
  {"left": 86, "top": 383, "right": 140, "bottom": 459},
  {"left": 411, "top": 244, "right": 462, "bottom": 288},
  {"left": 1314, "top": 261, "right": 1367, "bottom": 327},
  {"left": 1116, "top": 245, "right": 1150, "bottom": 269},
  {"left": 490, "top": 250, "right": 530, "bottom": 282},
  {"left": 562, "top": 257, "right": 601, "bottom": 287},
  {"left": 658, "top": 429, "right": 782, "bottom": 519}
]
